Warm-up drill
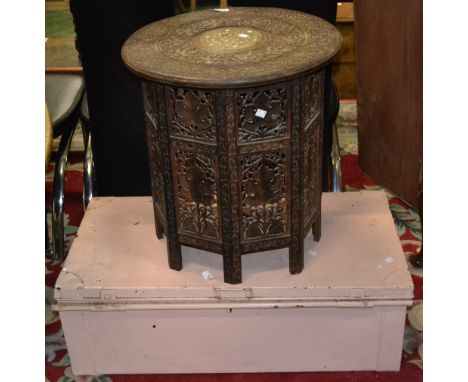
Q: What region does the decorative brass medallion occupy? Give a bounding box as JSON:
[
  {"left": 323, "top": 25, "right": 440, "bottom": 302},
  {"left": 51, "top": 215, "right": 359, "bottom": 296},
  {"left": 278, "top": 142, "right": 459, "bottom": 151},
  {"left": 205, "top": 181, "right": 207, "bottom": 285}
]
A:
[
  {"left": 193, "top": 27, "right": 269, "bottom": 53},
  {"left": 122, "top": 7, "right": 342, "bottom": 283}
]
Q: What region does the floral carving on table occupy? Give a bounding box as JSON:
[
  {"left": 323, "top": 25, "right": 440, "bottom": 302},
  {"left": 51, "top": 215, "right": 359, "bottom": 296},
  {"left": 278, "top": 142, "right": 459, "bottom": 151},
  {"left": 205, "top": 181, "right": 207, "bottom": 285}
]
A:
[
  {"left": 174, "top": 149, "right": 219, "bottom": 240},
  {"left": 168, "top": 88, "right": 216, "bottom": 142},
  {"left": 237, "top": 87, "right": 287, "bottom": 143},
  {"left": 240, "top": 152, "right": 287, "bottom": 240}
]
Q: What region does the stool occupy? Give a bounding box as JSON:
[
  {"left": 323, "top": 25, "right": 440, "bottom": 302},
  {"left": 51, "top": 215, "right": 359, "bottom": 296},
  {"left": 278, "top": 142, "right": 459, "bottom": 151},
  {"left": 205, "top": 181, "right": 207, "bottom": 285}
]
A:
[{"left": 45, "top": 73, "right": 85, "bottom": 261}]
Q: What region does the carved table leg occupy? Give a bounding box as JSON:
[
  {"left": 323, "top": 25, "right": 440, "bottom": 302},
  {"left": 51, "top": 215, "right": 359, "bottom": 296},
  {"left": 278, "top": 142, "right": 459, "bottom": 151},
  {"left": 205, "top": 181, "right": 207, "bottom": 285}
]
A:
[
  {"left": 289, "top": 237, "right": 304, "bottom": 274},
  {"left": 155, "top": 216, "right": 164, "bottom": 239},
  {"left": 289, "top": 79, "right": 305, "bottom": 275},
  {"left": 312, "top": 213, "right": 322, "bottom": 242},
  {"left": 223, "top": 246, "right": 242, "bottom": 284},
  {"left": 164, "top": 187, "right": 182, "bottom": 271},
  {"left": 154, "top": 84, "right": 182, "bottom": 272},
  {"left": 219, "top": 89, "right": 243, "bottom": 284},
  {"left": 167, "top": 240, "right": 182, "bottom": 271}
]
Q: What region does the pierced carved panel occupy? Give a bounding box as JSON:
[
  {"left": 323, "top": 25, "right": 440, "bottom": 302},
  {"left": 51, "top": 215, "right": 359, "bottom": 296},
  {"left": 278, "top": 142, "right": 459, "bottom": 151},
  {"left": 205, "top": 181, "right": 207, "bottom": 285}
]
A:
[
  {"left": 240, "top": 151, "right": 288, "bottom": 241},
  {"left": 167, "top": 88, "right": 216, "bottom": 142},
  {"left": 173, "top": 149, "right": 220, "bottom": 240},
  {"left": 236, "top": 87, "right": 287, "bottom": 143}
]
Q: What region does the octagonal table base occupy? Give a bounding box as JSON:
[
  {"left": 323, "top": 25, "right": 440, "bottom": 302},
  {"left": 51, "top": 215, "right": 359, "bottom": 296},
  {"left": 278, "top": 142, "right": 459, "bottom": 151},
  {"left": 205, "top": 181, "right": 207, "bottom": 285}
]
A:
[{"left": 142, "top": 70, "right": 325, "bottom": 284}]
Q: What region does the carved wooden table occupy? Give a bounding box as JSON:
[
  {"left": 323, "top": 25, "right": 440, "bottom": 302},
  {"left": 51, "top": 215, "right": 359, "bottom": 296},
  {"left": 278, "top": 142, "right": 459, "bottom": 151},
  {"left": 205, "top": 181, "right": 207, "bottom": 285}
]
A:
[{"left": 122, "top": 8, "right": 341, "bottom": 284}]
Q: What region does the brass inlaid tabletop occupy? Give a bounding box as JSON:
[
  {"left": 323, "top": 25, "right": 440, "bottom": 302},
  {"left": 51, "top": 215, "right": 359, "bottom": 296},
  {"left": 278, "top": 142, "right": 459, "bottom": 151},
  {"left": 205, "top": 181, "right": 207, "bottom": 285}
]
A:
[{"left": 122, "top": 7, "right": 342, "bottom": 88}]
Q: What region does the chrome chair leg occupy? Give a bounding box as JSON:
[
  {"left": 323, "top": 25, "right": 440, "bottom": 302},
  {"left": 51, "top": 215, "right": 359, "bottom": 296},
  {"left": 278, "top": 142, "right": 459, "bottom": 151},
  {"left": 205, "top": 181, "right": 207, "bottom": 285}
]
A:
[
  {"left": 46, "top": 212, "right": 53, "bottom": 257},
  {"left": 52, "top": 124, "right": 76, "bottom": 261},
  {"left": 82, "top": 126, "right": 94, "bottom": 210},
  {"left": 330, "top": 122, "right": 342, "bottom": 192}
]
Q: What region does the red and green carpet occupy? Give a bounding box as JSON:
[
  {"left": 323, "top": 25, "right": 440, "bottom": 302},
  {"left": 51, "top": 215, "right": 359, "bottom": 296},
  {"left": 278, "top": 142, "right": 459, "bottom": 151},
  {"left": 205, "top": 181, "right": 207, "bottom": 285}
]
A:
[{"left": 45, "top": 101, "right": 422, "bottom": 382}]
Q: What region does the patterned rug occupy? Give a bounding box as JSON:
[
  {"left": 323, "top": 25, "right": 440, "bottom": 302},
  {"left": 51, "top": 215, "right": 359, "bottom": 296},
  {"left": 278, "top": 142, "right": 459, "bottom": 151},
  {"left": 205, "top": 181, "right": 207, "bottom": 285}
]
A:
[{"left": 45, "top": 100, "right": 422, "bottom": 381}]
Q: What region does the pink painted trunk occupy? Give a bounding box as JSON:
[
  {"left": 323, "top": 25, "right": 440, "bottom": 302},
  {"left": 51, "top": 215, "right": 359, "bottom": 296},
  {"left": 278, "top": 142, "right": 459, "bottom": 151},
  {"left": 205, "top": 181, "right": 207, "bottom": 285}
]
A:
[{"left": 54, "top": 191, "right": 413, "bottom": 375}]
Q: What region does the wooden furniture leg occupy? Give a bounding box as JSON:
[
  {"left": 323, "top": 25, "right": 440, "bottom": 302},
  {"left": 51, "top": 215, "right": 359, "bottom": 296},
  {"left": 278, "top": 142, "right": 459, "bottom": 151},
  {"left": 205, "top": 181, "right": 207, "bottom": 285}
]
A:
[
  {"left": 312, "top": 213, "right": 322, "bottom": 242},
  {"left": 155, "top": 216, "right": 164, "bottom": 240}
]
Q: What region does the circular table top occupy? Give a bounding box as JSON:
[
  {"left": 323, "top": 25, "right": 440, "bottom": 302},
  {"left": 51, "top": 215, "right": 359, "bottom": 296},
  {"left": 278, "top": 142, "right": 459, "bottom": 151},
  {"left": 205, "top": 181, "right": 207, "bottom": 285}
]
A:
[{"left": 122, "top": 7, "right": 342, "bottom": 88}]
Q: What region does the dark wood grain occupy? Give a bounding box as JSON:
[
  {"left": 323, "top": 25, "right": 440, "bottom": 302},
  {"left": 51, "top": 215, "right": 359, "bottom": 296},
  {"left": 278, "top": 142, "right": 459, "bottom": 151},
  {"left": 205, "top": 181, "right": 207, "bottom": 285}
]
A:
[{"left": 354, "top": 0, "right": 422, "bottom": 208}]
